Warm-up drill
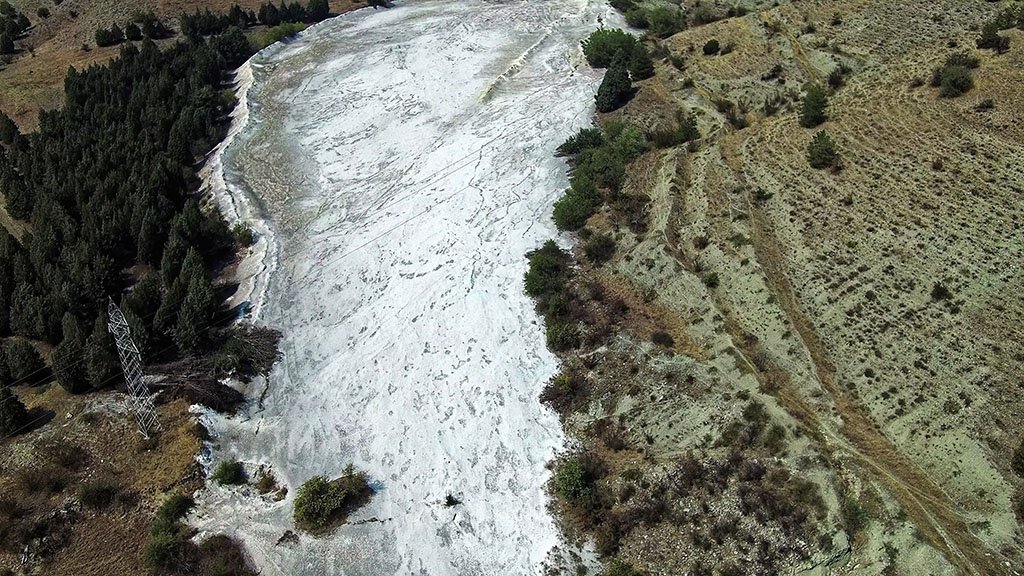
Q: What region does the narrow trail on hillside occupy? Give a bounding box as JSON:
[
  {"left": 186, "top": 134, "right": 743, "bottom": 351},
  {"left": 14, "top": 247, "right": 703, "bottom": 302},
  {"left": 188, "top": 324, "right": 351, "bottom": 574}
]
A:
[{"left": 711, "top": 130, "right": 1014, "bottom": 576}]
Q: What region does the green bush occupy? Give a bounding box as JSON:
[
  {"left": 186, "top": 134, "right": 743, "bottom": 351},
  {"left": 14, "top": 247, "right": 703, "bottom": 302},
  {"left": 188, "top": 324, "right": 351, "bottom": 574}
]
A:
[
  {"left": 581, "top": 28, "right": 637, "bottom": 68},
  {"left": 293, "top": 468, "right": 371, "bottom": 531},
  {"left": 523, "top": 241, "right": 571, "bottom": 298},
  {"left": 157, "top": 493, "right": 195, "bottom": 523},
  {"left": 595, "top": 55, "right": 634, "bottom": 112},
  {"left": 628, "top": 44, "right": 655, "bottom": 80},
  {"left": 647, "top": 6, "right": 686, "bottom": 38},
  {"left": 624, "top": 8, "right": 648, "bottom": 29},
  {"left": 79, "top": 479, "right": 119, "bottom": 509},
  {"left": 807, "top": 130, "right": 837, "bottom": 169},
  {"left": 583, "top": 234, "right": 616, "bottom": 264},
  {"left": 145, "top": 518, "right": 192, "bottom": 570},
  {"left": 606, "top": 559, "right": 644, "bottom": 576},
  {"left": 703, "top": 39, "right": 720, "bottom": 55},
  {"left": 799, "top": 84, "right": 829, "bottom": 128},
  {"left": 545, "top": 321, "right": 580, "bottom": 351},
  {"left": 253, "top": 22, "right": 306, "bottom": 50},
  {"left": 212, "top": 460, "right": 247, "bottom": 485},
  {"left": 552, "top": 190, "right": 597, "bottom": 230},
  {"left": 554, "top": 456, "right": 593, "bottom": 503},
  {"left": 556, "top": 127, "right": 603, "bottom": 156},
  {"left": 938, "top": 65, "right": 973, "bottom": 98}
]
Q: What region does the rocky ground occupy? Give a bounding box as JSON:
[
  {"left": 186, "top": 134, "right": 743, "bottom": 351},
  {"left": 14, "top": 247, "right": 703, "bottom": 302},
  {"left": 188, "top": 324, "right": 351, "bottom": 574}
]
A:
[{"left": 544, "top": 0, "right": 1024, "bottom": 574}]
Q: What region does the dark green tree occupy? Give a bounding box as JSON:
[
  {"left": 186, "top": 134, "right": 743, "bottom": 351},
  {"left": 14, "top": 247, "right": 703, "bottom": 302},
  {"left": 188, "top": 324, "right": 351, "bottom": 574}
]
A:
[
  {"left": 4, "top": 338, "right": 45, "bottom": 385},
  {"left": 581, "top": 28, "right": 637, "bottom": 68},
  {"left": 595, "top": 54, "right": 634, "bottom": 113},
  {"left": 54, "top": 313, "right": 89, "bottom": 393},
  {"left": 173, "top": 274, "right": 215, "bottom": 354},
  {"left": 85, "top": 315, "right": 118, "bottom": 389},
  {"left": 123, "top": 272, "right": 164, "bottom": 319},
  {"left": 703, "top": 39, "right": 720, "bottom": 55},
  {"left": 0, "top": 33, "right": 12, "bottom": 55},
  {"left": 0, "top": 110, "right": 17, "bottom": 143},
  {"left": 799, "top": 84, "right": 829, "bottom": 128},
  {"left": 628, "top": 44, "right": 655, "bottom": 81},
  {"left": 307, "top": 0, "right": 329, "bottom": 21},
  {"left": 0, "top": 386, "right": 30, "bottom": 434},
  {"left": 125, "top": 21, "right": 142, "bottom": 41},
  {"left": 807, "top": 130, "right": 837, "bottom": 169}
]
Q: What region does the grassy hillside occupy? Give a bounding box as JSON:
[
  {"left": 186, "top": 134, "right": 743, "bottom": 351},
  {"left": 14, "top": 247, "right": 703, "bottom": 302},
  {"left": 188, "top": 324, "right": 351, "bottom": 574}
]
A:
[
  {"left": 538, "top": 1, "right": 1024, "bottom": 574},
  {"left": 0, "top": 0, "right": 361, "bottom": 129}
]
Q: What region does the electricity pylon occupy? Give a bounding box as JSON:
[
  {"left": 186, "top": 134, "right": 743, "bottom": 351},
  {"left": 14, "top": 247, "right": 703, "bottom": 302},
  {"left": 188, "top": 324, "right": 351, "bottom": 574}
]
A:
[{"left": 107, "top": 299, "right": 161, "bottom": 438}]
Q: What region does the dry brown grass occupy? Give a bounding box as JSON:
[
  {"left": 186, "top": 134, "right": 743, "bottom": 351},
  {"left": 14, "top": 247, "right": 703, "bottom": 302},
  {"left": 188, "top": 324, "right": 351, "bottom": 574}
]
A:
[{"left": 0, "top": 383, "right": 203, "bottom": 574}]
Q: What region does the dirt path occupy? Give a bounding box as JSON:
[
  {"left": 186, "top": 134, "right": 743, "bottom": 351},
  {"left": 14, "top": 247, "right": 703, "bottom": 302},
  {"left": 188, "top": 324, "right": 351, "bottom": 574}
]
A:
[{"left": 711, "top": 130, "right": 1014, "bottom": 576}]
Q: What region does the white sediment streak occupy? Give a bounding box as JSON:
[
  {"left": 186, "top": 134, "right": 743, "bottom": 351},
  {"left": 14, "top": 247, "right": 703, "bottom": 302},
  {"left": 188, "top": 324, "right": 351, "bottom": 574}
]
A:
[{"left": 192, "top": 0, "right": 615, "bottom": 574}]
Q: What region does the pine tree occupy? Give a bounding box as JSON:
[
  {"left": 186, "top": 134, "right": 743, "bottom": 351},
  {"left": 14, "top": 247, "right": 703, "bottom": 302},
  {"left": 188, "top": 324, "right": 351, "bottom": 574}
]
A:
[
  {"left": 0, "top": 386, "right": 29, "bottom": 434},
  {"left": 0, "top": 110, "right": 18, "bottom": 143},
  {"left": 110, "top": 23, "right": 125, "bottom": 43},
  {"left": 799, "top": 85, "right": 829, "bottom": 128},
  {"left": 136, "top": 209, "right": 163, "bottom": 265},
  {"left": 0, "top": 34, "right": 13, "bottom": 55},
  {"left": 628, "top": 44, "right": 655, "bottom": 80},
  {"left": 123, "top": 272, "right": 164, "bottom": 319},
  {"left": 307, "top": 0, "right": 329, "bottom": 21},
  {"left": 125, "top": 22, "right": 142, "bottom": 41},
  {"left": 3, "top": 338, "right": 45, "bottom": 384},
  {"left": 54, "top": 313, "right": 89, "bottom": 393},
  {"left": 160, "top": 224, "right": 190, "bottom": 286},
  {"left": 173, "top": 274, "right": 215, "bottom": 354},
  {"left": 807, "top": 130, "right": 838, "bottom": 169},
  {"left": 595, "top": 53, "right": 634, "bottom": 113},
  {"left": 154, "top": 276, "right": 188, "bottom": 339},
  {"left": 85, "top": 315, "right": 118, "bottom": 389}
]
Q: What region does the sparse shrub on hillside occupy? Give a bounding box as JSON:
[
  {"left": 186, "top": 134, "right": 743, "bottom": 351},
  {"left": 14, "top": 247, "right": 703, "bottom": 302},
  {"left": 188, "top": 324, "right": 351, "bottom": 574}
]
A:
[
  {"left": 1012, "top": 440, "right": 1024, "bottom": 478},
  {"left": 583, "top": 234, "right": 616, "bottom": 264},
  {"left": 606, "top": 559, "right": 644, "bottom": 576},
  {"left": 650, "top": 110, "right": 699, "bottom": 148},
  {"left": 670, "top": 53, "right": 685, "bottom": 70},
  {"left": 703, "top": 39, "right": 720, "bottom": 55},
  {"left": 628, "top": 44, "right": 655, "bottom": 80},
  {"left": 828, "top": 63, "right": 851, "bottom": 89},
  {"left": 930, "top": 52, "right": 977, "bottom": 98},
  {"left": 581, "top": 29, "right": 637, "bottom": 68},
  {"left": 36, "top": 7, "right": 49, "bottom": 18},
  {"left": 212, "top": 460, "right": 247, "bottom": 485},
  {"left": 79, "top": 479, "right": 119, "bottom": 509},
  {"left": 807, "top": 131, "right": 837, "bottom": 169},
  {"left": 799, "top": 85, "right": 829, "bottom": 128},
  {"left": 595, "top": 54, "right": 634, "bottom": 113},
  {"left": 651, "top": 330, "right": 674, "bottom": 348},
  {"left": 938, "top": 65, "right": 973, "bottom": 98},
  {"left": 977, "top": 21, "right": 1010, "bottom": 53},
  {"left": 691, "top": 5, "right": 722, "bottom": 26},
  {"left": 647, "top": 6, "right": 687, "bottom": 38},
  {"left": 625, "top": 8, "right": 648, "bottom": 29}
]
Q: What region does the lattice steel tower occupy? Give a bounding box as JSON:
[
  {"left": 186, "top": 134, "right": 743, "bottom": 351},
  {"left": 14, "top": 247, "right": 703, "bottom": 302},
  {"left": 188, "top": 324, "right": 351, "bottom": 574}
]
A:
[{"left": 108, "top": 299, "right": 161, "bottom": 438}]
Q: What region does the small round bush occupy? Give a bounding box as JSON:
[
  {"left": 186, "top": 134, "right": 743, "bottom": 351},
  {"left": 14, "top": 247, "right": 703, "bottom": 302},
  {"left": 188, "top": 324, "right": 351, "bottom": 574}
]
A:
[
  {"left": 938, "top": 65, "right": 973, "bottom": 98},
  {"left": 703, "top": 39, "right": 720, "bottom": 55},
  {"left": 212, "top": 460, "right": 247, "bottom": 485}
]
